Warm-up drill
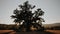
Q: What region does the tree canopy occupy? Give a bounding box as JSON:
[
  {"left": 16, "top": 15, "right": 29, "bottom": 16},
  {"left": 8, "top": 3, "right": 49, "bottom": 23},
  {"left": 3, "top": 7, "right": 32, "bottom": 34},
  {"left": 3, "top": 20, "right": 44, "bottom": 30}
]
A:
[{"left": 11, "top": 1, "right": 45, "bottom": 32}]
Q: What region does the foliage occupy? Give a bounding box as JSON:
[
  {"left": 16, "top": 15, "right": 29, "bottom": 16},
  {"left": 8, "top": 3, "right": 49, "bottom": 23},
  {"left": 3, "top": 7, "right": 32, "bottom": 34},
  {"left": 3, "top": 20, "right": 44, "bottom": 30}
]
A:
[{"left": 11, "top": 1, "right": 45, "bottom": 31}]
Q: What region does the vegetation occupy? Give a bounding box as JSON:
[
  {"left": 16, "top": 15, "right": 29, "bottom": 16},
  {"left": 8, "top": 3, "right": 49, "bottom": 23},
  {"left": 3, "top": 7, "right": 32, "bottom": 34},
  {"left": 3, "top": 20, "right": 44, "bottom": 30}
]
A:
[{"left": 11, "top": 1, "right": 45, "bottom": 32}]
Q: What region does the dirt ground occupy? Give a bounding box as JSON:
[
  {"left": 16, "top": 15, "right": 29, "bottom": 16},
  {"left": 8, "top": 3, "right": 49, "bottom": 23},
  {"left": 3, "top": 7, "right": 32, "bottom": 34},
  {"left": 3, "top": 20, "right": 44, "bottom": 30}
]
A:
[
  {"left": 0, "top": 30, "right": 60, "bottom": 34},
  {"left": 46, "top": 30, "right": 60, "bottom": 34}
]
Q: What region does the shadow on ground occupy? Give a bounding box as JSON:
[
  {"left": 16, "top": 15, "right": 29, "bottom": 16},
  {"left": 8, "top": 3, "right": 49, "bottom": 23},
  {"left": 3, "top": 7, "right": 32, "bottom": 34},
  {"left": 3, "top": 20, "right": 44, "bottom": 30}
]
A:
[
  {"left": 0, "top": 30, "right": 55, "bottom": 34},
  {"left": 16, "top": 31, "right": 54, "bottom": 34}
]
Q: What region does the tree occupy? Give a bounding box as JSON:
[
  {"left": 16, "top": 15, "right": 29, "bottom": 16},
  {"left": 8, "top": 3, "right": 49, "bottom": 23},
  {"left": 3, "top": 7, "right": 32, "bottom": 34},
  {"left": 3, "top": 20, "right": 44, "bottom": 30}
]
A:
[{"left": 11, "top": 1, "right": 45, "bottom": 32}]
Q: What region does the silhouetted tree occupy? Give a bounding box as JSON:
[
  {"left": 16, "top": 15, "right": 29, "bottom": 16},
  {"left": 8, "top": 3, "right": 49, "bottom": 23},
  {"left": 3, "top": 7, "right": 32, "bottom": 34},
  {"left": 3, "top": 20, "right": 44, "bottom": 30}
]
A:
[{"left": 11, "top": 1, "right": 45, "bottom": 32}]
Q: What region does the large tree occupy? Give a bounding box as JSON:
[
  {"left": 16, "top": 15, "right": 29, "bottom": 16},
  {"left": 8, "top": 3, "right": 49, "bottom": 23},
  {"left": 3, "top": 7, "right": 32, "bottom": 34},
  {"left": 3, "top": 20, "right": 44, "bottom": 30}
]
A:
[{"left": 11, "top": 1, "right": 45, "bottom": 32}]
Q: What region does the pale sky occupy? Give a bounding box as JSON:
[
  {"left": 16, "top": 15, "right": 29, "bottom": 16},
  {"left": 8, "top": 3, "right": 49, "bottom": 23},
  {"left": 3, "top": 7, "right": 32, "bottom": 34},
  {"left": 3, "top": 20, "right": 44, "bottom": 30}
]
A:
[{"left": 0, "top": 0, "right": 60, "bottom": 24}]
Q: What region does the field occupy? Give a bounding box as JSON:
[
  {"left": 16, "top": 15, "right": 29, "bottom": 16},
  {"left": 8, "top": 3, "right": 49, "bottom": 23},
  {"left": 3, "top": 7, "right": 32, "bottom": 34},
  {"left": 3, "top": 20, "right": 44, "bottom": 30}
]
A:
[{"left": 0, "top": 30, "right": 60, "bottom": 34}]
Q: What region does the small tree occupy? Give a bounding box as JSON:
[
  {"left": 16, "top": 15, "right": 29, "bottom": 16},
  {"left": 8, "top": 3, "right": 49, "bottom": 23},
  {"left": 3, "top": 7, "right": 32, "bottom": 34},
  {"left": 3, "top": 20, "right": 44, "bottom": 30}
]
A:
[{"left": 11, "top": 1, "right": 45, "bottom": 32}]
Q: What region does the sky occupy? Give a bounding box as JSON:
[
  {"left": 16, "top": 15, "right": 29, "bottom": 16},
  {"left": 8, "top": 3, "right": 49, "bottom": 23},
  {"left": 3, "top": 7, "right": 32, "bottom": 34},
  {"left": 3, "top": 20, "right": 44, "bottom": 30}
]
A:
[{"left": 0, "top": 0, "right": 60, "bottom": 24}]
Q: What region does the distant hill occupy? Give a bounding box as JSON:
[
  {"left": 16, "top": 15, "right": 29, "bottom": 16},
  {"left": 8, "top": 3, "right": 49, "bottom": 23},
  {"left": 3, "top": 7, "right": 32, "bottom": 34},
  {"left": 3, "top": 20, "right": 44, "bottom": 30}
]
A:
[
  {"left": 0, "top": 23, "right": 60, "bottom": 30},
  {"left": 43, "top": 23, "right": 60, "bottom": 30},
  {"left": 0, "top": 24, "right": 18, "bottom": 30},
  {"left": 43, "top": 23, "right": 60, "bottom": 27}
]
